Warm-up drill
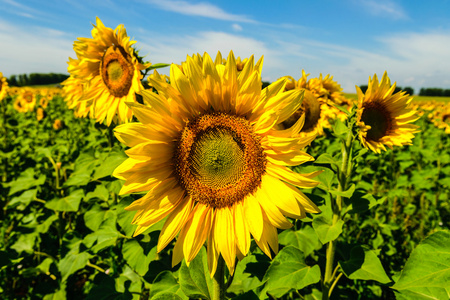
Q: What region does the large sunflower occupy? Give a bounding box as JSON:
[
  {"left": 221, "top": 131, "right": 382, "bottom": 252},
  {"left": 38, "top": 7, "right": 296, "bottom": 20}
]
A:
[
  {"left": 113, "top": 51, "right": 321, "bottom": 276},
  {"left": 67, "top": 17, "right": 148, "bottom": 125},
  {"left": 356, "top": 72, "right": 419, "bottom": 153},
  {"left": 0, "top": 72, "right": 8, "bottom": 101}
]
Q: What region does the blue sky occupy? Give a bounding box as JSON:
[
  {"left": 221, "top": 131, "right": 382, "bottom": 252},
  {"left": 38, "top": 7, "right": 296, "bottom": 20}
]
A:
[{"left": 1, "top": 0, "right": 450, "bottom": 93}]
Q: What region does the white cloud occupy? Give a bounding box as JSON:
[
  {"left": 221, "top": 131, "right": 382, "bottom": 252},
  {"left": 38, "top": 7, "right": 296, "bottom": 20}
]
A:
[
  {"left": 358, "top": 0, "right": 409, "bottom": 20},
  {"left": 232, "top": 24, "right": 243, "bottom": 32},
  {"left": 0, "top": 21, "right": 74, "bottom": 77},
  {"left": 146, "top": 0, "right": 256, "bottom": 23}
]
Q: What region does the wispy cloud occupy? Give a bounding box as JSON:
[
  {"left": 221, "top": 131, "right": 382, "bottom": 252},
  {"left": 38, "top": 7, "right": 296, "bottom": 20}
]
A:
[
  {"left": 0, "top": 21, "right": 73, "bottom": 76},
  {"left": 358, "top": 0, "right": 409, "bottom": 20},
  {"left": 146, "top": 0, "right": 256, "bottom": 23},
  {"left": 232, "top": 24, "right": 243, "bottom": 31}
]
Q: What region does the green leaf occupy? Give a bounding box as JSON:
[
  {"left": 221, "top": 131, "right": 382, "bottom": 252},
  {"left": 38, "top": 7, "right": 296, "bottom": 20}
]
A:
[
  {"left": 59, "top": 251, "right": 92, "bottom": 281},
  {"left": 147, "top": 63, "right": 171, "bottom": 71},
  {"left": 278, "top": 225, "right": 322, "bottom": 256},
  {"left": 8, "top": 168, "right": 46, "bottom": 196},
  {"left": 339, "top": 245, "right": 391, "bottom": 284},
  {"left": 63, "top": 172, "right": 91, "bottom": 187},
  {"left": 151, "top": 293, "right": 184, "bottom": 300},
  {"left": 392, "top": 230, "right": 450, "bottom": 292},
  {"left": 150, "top": 271, "right": 187, "bottom": 300},
  {"left": 83, "top": 227, "right": 120, "bottom": 253},
  {"left": 84, "top": 204, "right": 115, "bottom": 232},
  {"left": 85, "top": 184, "right": 110, "bottom": 202},
  {"left": 314, "top": 153, "right": 339, "bottom": 166},
  {"left": 226, "top": 252, "right": 268, "bottom": 296},
  {"left": 115, "top": 265, "right": 142, "bottom": 297},
  {"left": 312, "top": 215, "right": 344, "bottom": 244},
  {"left": 262, "top": 246, "right": 321, "bottom": 297},
  {"left": 45, "top": 189, "right": 84, "bottom": 212},
  {"left": 344, "top": 191, "right": 378, "bottom": 215},
  {"left": 333, "top": 118, "right": 349, "bottom": 137},
  {"left": 10, "top": 233, "right": 38, "bottom": 254},
  {"left": 43, "top": 283, "right": 67, "bottom": 300},
  {"left": 394, "top": 287, "right": 450, "bottom": 300},
  {"left": 122, "top": 240, "right": 156, "bottom": 276},
  {"left": 92, "top": 152, "right": 127, "bottom": 180},
  {"left": 179, "top": 247, "right": 213, "bottom": 299},
  {"left": 328, "top": 184, "right": 355, "bottom": 198},
  {"left": 7, "top": 189, "right": 37, "bottom": 210},
  {"left": 316, "top": 168, "right": 335, "bottom": 191}
]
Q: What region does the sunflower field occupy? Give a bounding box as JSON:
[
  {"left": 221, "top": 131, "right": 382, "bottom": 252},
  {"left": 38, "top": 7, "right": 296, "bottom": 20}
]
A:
[{"left": 1, "top": 18, "right": 449, "bottom": 300}]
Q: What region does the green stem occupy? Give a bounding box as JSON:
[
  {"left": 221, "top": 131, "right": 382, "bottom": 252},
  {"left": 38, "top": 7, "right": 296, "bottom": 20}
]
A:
[
  {"left": 322, "top": 128, "right": 353, "bottom": 300},
  {"left": 108, "top": 125, "right": 115, "bottom": 148},
  {"left": 213, "top": 255, "right": 226, "bottom": 300}
]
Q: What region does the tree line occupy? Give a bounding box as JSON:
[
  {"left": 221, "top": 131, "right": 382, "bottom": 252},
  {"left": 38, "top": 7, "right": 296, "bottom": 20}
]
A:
[
  {"left": 7, "top": 73, "right": 69, "bottom": 87},
  {"left": 359, "top": 85, "right": 450, "bottom": 97}
]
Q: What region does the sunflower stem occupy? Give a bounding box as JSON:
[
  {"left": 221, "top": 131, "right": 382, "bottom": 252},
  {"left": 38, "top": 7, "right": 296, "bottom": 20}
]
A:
[
  {"left": 107, "top": 125, "right": 115, "bottom": 148},
  {"left": 322, "top": 126, "right": 353, "bottom": 300},
  {"left": 213, "top": 255, "right": 226, "bottom": 300}
]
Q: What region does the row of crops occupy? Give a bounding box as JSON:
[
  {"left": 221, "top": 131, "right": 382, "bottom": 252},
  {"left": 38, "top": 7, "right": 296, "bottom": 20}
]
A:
[{"left": 0, "top": 82, "right": 449, "bottom": 299}]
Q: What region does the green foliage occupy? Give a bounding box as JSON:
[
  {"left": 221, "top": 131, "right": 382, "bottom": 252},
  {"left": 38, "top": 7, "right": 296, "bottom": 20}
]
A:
[{"left": 1, "top": 90, "right": 449, "bottom": 300}]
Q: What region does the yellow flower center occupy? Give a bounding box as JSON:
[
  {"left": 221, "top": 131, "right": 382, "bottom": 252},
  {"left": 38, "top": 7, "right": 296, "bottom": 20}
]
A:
[
  {"left": 100, "top": 45, "right": 134, "bottom": 97},
  {"left": 175, "top": 113, "right": 266, "bottom": 208},
  {"left": 361, "top": 102, "right": 392, "bottom": 141}
]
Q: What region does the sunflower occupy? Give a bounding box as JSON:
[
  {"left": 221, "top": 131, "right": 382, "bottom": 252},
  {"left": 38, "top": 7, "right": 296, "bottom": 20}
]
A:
[
  {"left": 62, "top": 74, "right": 92, "bottom": 118},
  {"left": 67, "top": 17, "right": 148, "bottom": 125},
  {"left": 14, "top": 88, "right": 36, "bottom": 113},
  {"left": 356, "top": 72, "right": 419, "bottom": 153},
  {"left": 0, "top": 72, "right": 8, "bottom": 101},
  {"left": 113, "top": 51, "right": 321, "bottom": 276}
]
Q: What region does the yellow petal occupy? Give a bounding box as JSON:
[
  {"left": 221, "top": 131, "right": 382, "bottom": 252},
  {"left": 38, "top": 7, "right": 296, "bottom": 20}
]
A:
[
  {"left": 233, "top": 201, "right": 250, "bottom": 257},
  {"left": 214, "top": 207, "right": 236, "bottom": 274},
  {"left": 244, "top": 194, "right": 264, "bottom": 240},
  {"left": 183, "top": 203, "right": 212, "bottom": 264},
  {"left": 255, "top": 186, "right": 292, "bottom": 229},
  {"left": 157, "top": 196, "right": 194, "bottom": 252}
]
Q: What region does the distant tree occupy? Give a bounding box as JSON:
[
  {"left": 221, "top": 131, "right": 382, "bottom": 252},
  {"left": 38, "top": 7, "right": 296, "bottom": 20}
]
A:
[
  {"left": 443, "top": 89, "right": 450, "bottom": 97},
  {"left": 403, "top": 87, "right": 414, "bottom": 96},
  {"left": 359, "top": 85, "right": 368, "bottom": 93},
  {"left": 419, "top": 88, "right": 444, "bottom": 96},
  {"left": 6, "top": 73, "right": 69, "bottom": 86},
  {"left": 394, "top": 86, "right": 402, "bottom": 94},
  {"left": 8, "top": 75, "right": 18, "bottom": 86},
  {"left": 262, "top": 81, "right": 271, "bottom": 89}
]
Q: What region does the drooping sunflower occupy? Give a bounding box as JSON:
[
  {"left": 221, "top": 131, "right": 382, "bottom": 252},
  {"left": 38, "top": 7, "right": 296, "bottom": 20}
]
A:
[
  {"left": 282, "top": 75, "right": 326, "bottom": 137},
  {"left": 113, "top": 51, "right": 321, "bottom": 276},
  {"left": 62, "top": 73, "right": 92, "bottom": 118},
  {"left": 67, "top": 17, "right": 148, "bottom": 125},
  {"left": 0, "top": 72, "right": 8, "bottom": 101},
  {"left": 356, "top": 72, "right": 419, "bottom": 153}
]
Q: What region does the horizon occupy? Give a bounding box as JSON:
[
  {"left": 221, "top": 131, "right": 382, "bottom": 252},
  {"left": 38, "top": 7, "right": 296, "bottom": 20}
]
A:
[{"left": 1, "top": 0, "right": 450, "bottom": 93}]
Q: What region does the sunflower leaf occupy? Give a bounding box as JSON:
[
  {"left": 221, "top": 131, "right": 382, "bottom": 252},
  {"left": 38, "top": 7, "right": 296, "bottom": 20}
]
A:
[
  {"left": 179, "top": 247, "right": 213, "bottom": 300},
  {"left": 392, "top": 230, "right": 450, "bottom": 293},
  {"left": 147, "top": 63, "right": 171, "bottom": 71},
  {"left": 312, "top": 215, "right": 344, "bottom": 244},
  {"left": 150, "top": 271, "right": 187, "bottom": 300},
  {"left": 261, "top": 246, "right": 321, "bottom": 298},
  {"left": 338, "top": 245, "right": 391, "bottom": 284},
  {"left": 45, "top": 189, "right": 84, "bottom": 212}
]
